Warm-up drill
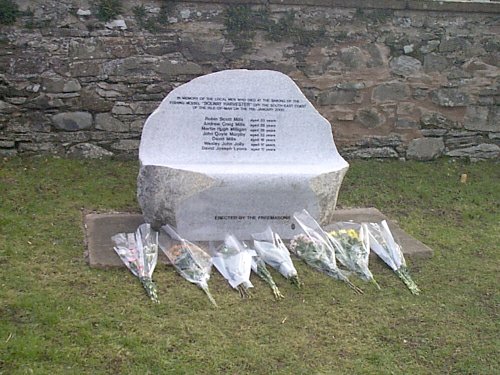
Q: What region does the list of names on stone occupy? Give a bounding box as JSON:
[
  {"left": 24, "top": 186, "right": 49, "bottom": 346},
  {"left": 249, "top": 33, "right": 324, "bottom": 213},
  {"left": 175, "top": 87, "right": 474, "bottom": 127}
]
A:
[
  {"left": 168, "top": 95, "right": 306, "bottom": 152},
  {"left": 201, "top": 115, "right": 247, "bottom": 152}
]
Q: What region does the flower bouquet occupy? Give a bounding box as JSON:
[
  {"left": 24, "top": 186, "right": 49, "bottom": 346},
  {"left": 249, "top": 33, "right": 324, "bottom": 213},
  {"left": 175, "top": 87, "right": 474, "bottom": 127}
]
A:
[
  {"left": 366, "top": 220, "right": 420, "bottom": 295},
  {"left": 111, "top": 223, "right": 160, "bottom": 303},
  {"left": 158, "top": 225, "right": 218, "bottom": 307},
  {"left": 327, "top": 222, "right": 380, "bottom": 289},
  {"left": 291, "top": 210, "right": 363, "bottom": 294},
  {"left": 252, "top": 227, "right": 302, "bottom": 287},
  {"left": 251, "top": 255, "right": 284, "bottom": 300},
  {"left": 212, "top": 235, "right": 256, "bottom": 298}
]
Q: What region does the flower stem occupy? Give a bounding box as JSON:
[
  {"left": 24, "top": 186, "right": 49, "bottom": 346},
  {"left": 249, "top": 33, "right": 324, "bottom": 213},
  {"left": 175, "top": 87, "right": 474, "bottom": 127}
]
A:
[
  {"left": 237, "top": 284, "right": 252, "bottom": 299},
  {"left": 345, "top": 279, "right": 364, "bottom": 295},
  {"left": 140, "top": 277, "right": 160, "bottom": 304},
  {"left": 256, "top": 262, "right": 284, "bottom": 300},
  {"left": 271, "top": 285, "right": 285, "bottom": 300},
  {"left": 289, "top": 275, "right": 303, "bottom": 288},
  {"left": 201, "top": 284, "right": 218, "bottom": 307},
  {"left": 395, "top": 267, "right": 420, "bottom": 295},
  {"left": 371, "top": 278, "right": 382, "bottom": 290},
  {"left": 326, "top": 269, "right": 364, "bottom": 294}
]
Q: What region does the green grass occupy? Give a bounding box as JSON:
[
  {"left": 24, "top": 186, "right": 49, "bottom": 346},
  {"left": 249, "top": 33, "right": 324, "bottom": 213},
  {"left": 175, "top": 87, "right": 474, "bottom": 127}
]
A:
[{"left": 0, "top": 157, "right": 498, "bottom": 374}]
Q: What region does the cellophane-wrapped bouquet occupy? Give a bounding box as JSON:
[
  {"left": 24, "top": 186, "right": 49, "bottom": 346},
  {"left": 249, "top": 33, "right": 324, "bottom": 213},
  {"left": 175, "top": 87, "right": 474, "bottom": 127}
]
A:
[
  {"left": 366, "top": 220, "right": 420, "bottom": 295},
  {"left": 327, "top": 222, "right": 380, "bottom": 288},
  {"left": 252, "top": 227, "right": 302, "bottom": 287},
  {"left": 212, "top": 235, "right": 256, "bottom": 298},
  {"left": 158, "top": 225, "right": 218, "bottom": 306},
  {"left": 291, "top": 210, "right": 363, "bottom": 294},
  {"left": 251, "top": 255, "right": 284, "bottom": 300},
  {"left": 111, "top": 223, "right": 160, "bottom": 303}
]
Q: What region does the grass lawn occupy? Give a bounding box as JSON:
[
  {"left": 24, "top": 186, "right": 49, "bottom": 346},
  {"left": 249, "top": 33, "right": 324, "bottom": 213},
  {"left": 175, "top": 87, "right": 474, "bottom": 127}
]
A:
[{"left": 0, "top": 156, "right": 498, "bottom": 374}]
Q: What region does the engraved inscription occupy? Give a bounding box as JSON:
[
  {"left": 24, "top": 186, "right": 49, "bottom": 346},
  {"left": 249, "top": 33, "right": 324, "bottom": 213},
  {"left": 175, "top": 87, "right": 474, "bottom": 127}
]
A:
[{"left": 168, "top": 95, "right": 307, "bottom": 153}]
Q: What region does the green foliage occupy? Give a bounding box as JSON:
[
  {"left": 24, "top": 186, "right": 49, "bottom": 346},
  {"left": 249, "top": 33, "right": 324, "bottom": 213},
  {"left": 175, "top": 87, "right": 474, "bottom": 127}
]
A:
[
  {"left": 132, "top": 4, "right": 147, "bottom": 27},
  {"left": 266, "top": 10, "right": 296, "bottom": 41},
  {"left": 96, "top": 0, "right": 122, "bottom": 22},
  {"left": 224, "top": 5, "right": 254, "bottom": 34},
  {"left": 0, "top": 157, "right": 499, "bottom": 374},
  {"left": 133, "top": 1, "right": 175, "bottom": 33},
  {"left": 371, "top": 9, "right": 394, "bottom": 23},
  {"left": 0, "top": 0, "right": 19, "bottom": 25},
  {"left": 224, "top": 5, "right": 256, "bottom": 50},
  {"left": 132, "top": 4, "right": 157, "bottom": 33},
  {"left": 266, "top": 10, "right": 326, "bottom": 46},
  {"left": 133, "top": 4, "right": 159, "bottom": 33},
  {"left": 157, "top": 1, "right": 175, "bottom": 25},
  {"left": 336, "top": 30, "right": 349, "bottom": 41},
  {"left": 224, "top": 6, "right": 325, "bottom": 51},
  {"left": 355, "top": 8, "right": 393, "bottom": 24},
  {"left": 22, "top": 7, "right": 52, "bottom": 29}
]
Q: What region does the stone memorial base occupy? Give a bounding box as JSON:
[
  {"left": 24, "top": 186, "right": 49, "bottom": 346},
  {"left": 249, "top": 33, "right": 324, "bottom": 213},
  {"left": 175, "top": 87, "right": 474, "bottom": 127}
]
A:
[
  {"left": 137, "top": 164, "right": 348, "bottom": 241},
  {"left": 84, "top": 208, "right": 433, "bottom": 269}
]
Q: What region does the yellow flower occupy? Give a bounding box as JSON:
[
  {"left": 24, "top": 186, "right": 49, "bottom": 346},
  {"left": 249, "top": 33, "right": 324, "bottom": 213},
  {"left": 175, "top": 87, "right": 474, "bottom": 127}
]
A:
[
  {"left": 347, "top": 229, "right": 358, "bottom": 240},
  {"left": 328, "top": 230, "right": 338, "bottom": 237}
]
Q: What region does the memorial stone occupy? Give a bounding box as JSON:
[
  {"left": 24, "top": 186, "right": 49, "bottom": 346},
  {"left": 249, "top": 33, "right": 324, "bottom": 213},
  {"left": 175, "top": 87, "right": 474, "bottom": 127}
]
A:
[{"left": 137, "top": 70, "right": 349, "bottom": 240}]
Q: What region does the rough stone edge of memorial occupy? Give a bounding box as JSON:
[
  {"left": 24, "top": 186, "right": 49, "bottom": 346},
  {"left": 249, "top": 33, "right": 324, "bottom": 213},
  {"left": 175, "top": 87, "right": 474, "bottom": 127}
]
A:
[
  {"left": 137, "top": 165, "right": 216, "bottom": 230},
  {"left": 310, "top": 166, "right": 350, "bottom": 226}
]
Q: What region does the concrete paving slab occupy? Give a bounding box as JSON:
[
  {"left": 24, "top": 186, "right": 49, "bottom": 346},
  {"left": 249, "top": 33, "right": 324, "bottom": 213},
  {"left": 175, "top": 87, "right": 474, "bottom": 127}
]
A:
[
  {"left": 327, "top": 207, "right": 433, "bottom": 260},
  {"left": 84, "top": 208, "right": 432, "bottom": 268},
  {"left": 84, "top": 212, "right": 168, "bottom": 269}
]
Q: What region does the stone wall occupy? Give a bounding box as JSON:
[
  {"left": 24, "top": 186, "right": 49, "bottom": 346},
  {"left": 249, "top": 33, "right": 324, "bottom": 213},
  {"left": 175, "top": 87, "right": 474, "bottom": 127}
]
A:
[{"left": 0, "top": 0, "right": 499, "bottom": 160}]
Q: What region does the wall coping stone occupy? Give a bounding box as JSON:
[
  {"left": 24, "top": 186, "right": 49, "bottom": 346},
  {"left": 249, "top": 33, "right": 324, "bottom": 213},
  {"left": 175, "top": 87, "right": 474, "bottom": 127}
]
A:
[{"left": 184, "top": 0, "right": 500, "bottom": 14}]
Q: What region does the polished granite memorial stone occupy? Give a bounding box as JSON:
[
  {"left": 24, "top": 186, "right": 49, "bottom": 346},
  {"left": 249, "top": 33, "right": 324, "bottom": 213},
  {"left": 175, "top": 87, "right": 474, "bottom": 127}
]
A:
[{"left": 137, "top": 70, "right": 349, "bottom": 240}]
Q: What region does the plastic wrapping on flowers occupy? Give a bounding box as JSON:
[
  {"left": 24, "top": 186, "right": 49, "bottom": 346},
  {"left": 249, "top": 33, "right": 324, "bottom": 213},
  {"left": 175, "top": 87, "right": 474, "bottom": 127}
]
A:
[
  {"left": 212, "top": 235, "right": 256, "bottom": 298},
  {"left": 252, "top": 226, "right": 302, "bottom": 288},
  {"left": 111, "top": 223, "right": 160, "bottom": 303},
  {"left": 327, "top": 222, "right": 380, "bottom": 289},
  {"left": 158, "top": 225, "right": 218, "bottom": 306},
  {"left": 291, "top": 210, "right": 363, "bottom": 294},
  {"left": 366, "top": 220, "right": 420, "bottom": 295}
]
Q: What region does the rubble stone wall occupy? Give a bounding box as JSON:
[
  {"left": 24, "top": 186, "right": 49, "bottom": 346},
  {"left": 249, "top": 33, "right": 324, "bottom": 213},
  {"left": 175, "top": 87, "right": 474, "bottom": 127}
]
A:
[{"left": 1, "top": 0, "right": 499, "bottom": 160}]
